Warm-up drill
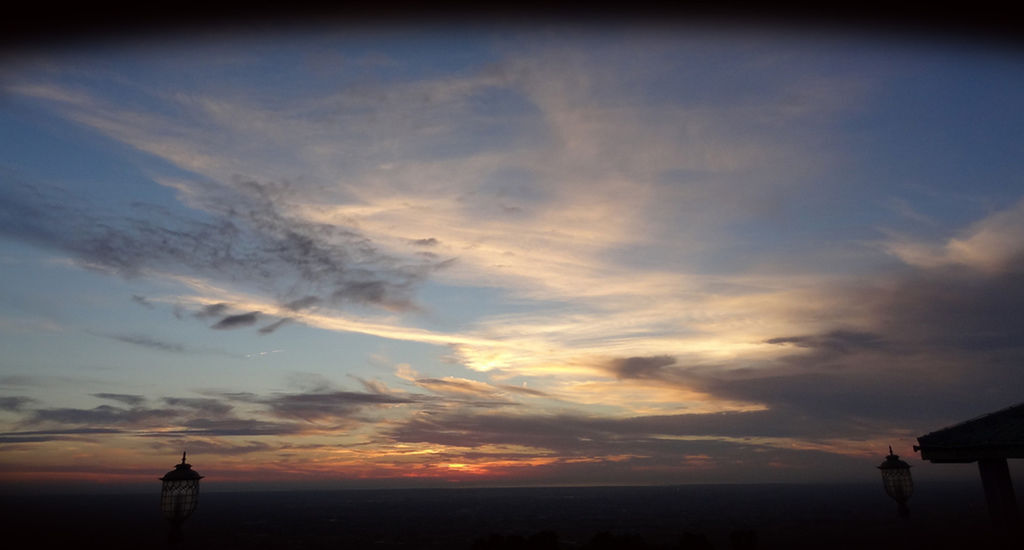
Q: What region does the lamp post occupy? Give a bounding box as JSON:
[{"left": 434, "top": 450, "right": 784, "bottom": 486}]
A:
[
  {"left": 878, "top": 446, "right": 913, "bottom": 518},
  {"left": 160, "top": 452, "right": 203, "bottom": 542}
]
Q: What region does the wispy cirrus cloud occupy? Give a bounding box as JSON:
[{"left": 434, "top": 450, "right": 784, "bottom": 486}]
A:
[
  {"left": 412, "top": 376, "right": 508, "bottom": 398},
  {"left": 1, "top": 38, "right": 864, "bottom": 388},
  {"left": 882, "top": 198, "right": 1024, "bottom": 273},
  {"left": 0, "top": 173, "right": 438, "bottom": 318}
]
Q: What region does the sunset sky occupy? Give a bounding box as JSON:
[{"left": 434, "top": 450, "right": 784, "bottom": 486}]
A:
[{"left": 2, "top": 20, "right": 1023, "bottom": 491}]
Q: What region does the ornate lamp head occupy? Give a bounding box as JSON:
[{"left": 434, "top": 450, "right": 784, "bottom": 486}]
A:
[
  {"left": 878, "top": 446, "right": 912, "bottom": 518},
  {"left": 160, "top": 452, "right": 203, "bottom": 524}
]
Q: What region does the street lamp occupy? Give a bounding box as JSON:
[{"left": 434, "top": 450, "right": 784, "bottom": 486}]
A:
[
  {"left": 878, "top": 446, "right": 913, "bottom": 518},
  {"left": 160, "top": 451, "right": 203, "bottom": 542}
]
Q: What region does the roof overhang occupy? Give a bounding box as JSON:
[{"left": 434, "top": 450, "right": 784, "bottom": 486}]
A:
[
  {"left": 914, "top": 443, "right": 1024, "bottom": 463},
  {"left": 915, "top": 402, "right": 1024, "bottom": 463}
]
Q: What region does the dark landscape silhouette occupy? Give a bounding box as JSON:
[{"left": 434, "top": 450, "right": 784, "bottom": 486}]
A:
[{"left": 2, "top": 481, "right": 1013, "bottom": 549}]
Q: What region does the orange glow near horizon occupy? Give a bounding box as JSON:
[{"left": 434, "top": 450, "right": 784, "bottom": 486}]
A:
[
  {"left": 0, "top": 444, "right": 627, "bottom": 487},
  {"left": 0, "top": 426, "right": 923, "bottom": 488}
]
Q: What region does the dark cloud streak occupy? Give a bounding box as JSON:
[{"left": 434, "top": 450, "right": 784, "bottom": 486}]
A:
[
  {"left": 92, "top": 393, "right": 146, "bottom": 406},
  {"left": 130, "top": 294, "right": 154, "bottom": 308},
  {"left": 30, "top": 404, "right": 177, "bottom": 427},
  {"left": 194, "top": 303, "right": 230, "bottom": 319},
  {"left": 608, "top": 355, "right": 677, "bottom": 380},
  {"left": 259, "top": 318, "right": 291, "bottom": 334},
  {"left": 162, "top": 397, "right": 233, "bottom": 416},
  {"left": 212, "top": 311, "right": 260, "bottom": 330},
  {"left": 283, "top": 296, "right": 319, "bottom": 311},
  {"left": 0, "top": 427, "right": 124, "bottom": 444},
  {"left": 764, "top": 329, "right": 889, "bottom": 354},
  {"left": 146, "top": 438, "right": 274, "bottom": 455},
  {"left": 496, "top": 384, "right": 549, "bottom": 397},
  {"left": 388, "top": 408, "right": 872, "bottom": 455},
  {"left": 260, "top": 390, "right": 417, "bottom": 422},
  {"left": 178, "top": 418, "right": 301, "bottom": 436},
  {"left": 0, "top": 396, "right": 35, "bottom": 411}
]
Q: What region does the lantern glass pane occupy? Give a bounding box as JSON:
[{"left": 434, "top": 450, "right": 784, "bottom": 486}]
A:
[
  {"left": 161, "top": 479, "right": 200, "bottom": 521},
  {"left": 881, "top": 468, "right": 913, "bottom": 502}
]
